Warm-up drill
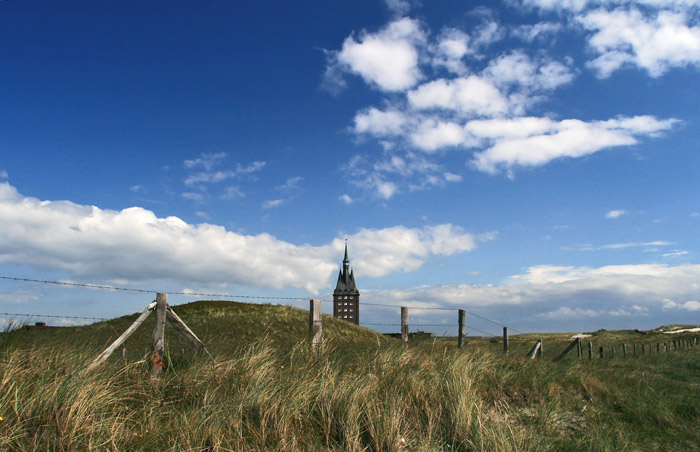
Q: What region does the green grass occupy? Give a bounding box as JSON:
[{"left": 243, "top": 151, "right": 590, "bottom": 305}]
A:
[{"left": 0, "top": 300, "right": 699, "bottom": 451}]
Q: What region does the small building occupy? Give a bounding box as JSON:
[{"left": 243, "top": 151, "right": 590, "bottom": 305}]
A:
[{"left": 333, "top": 242, "right": 359, "bottom": 325}]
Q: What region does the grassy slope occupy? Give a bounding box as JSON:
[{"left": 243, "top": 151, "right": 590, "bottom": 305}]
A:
[{"left": 0, "top": 301, "right": 699, "bottom": 451}]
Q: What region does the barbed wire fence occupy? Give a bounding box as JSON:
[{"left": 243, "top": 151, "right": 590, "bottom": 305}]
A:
[
  {"left": 0, "top": 275, "right": 524, "bottom": 338},
  {"left": 1, "top": 274, "right": 698, "bottom": 373}
]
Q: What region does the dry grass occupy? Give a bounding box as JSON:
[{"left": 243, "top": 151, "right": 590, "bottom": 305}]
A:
[{"left": 0, "top": 301, "right": 699, "bottom": 451}]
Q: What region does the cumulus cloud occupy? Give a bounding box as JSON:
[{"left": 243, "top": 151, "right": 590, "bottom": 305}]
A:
[
  {"left": 470, "top": 116, "right": 677, "bottom": 174},
  {"left": 0, "top": 183, "right": 486, "bottom": 293},
  {"left": 361, "top": 263, "right": 700, "bottom": 318},
  {"left": 325, "top": 1, "right": 688, "bottom": 193},
  {"left": 580, "top": 8, "right": 700, "bottom": 77},
  {"left": 331, "top": 18, "right": 426, "bottom": 92}
]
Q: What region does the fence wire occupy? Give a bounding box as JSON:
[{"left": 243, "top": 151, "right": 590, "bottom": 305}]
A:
[{"left": 0, "top": 274, "right": 526, "bottom": 335}]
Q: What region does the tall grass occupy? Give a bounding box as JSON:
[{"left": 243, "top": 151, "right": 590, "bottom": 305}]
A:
[{"left": 1, "top": 336, "right": 699, "bottom": 451}]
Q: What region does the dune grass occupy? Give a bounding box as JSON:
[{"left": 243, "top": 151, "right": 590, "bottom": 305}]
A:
[{"left": 0, "top": 301, "right": 698, "bottom": 451}]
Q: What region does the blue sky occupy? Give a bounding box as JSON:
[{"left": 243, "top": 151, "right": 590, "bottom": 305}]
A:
[{"left": 1, "top": 0, "right": 700, "bottom": 334}]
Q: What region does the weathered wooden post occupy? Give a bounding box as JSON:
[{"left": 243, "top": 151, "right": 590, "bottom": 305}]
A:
[
  {"left": 611, "top": 345, "right": 616, "bottom": 358},
  {"left": 151, "top": 292, "right": 168, "bottom": 377},
  {"left": 657, "top": 342, "right": 660, "bottom": 353},
  {"left": 633, "top": 343, "right": 637, "bottom": 356},
  {"left": 309, "top": 299, "right": 323, "bottom": 356},
  {"left": 599, "top": 346, "right": 604, "bottom": 359},
  {"left": 401, "top": 307, "right": 409, "bottom": 347},
  {"left": 458, "top": 309, "right": 465, "bottom": 350},
  {"left": 588, "top": 342, "right": 593, "bottom": 360},
  {"left": 503, "top": 327, "right": 509, "bottom": 354},
  {"left": 577, "top": 337, "right": 582, "bottom": 358},
  {"left": 527, "top": 339, "right": 542, "bottom": 359},
  {"left": 623, "top": 344, "right": 627, "bottom": 357}
]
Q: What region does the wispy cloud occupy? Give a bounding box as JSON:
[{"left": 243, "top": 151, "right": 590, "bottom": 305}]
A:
[
  {"left": 262, "top": 199, "right": 284, "bottom": 209},
  {"left": 0, "top": 170, "right": 8, "bottom": 180},
  {"left": 605, "top": 209, "right": 627, "bottom": 219}
]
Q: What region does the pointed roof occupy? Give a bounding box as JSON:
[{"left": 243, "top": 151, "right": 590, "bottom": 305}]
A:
[{"left": 334, "top": 242, "right": 358, "bottom": 294}]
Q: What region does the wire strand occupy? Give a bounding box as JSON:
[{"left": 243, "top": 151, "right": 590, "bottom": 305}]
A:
[{"left": 0, "top": 275, "right": 526, "bottom": 334}]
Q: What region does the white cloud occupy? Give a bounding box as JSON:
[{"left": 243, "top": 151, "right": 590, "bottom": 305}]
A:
[
  {"left": 579, "top": 8, "right": 700, "bottom": 77},
  {"left": 410, "top": 120, "right": 470, "bottom": 151},
  {"left": 605, "top": 209, "right": 627, "bottom": 218},
  {"left": 194, "top": 211, "right": 209, "bottom": 220},
  {"left": 184, "top": 152, "right": 227, "bottom": 171},
  {"left": 407, "top": 76, "right": 510, "bottom": 117},
  {"left": 471, "top": 116, "right": 677, "bottom": 174},
  {"left": 262, "top": 199, "right": 284, "bottom": 209},
  {"left": 349, "top": 152, "right": 461, "bottom": 197},
  {"left": 0, "top": 170, "right": 8, "bottom": 180},
  {"left": 181, "top": 192, "right": 205, "bottom": 202},
  {"left": 335, "top": 18, "right": 426, "bottom": 91},
  {"left": 353, "top": 108, "right": 408, "bottom": 136},
  {"left": 185, "top": 161, "right": 266, "bottom": 186},
  {"left": 339, "top": 194, "right": 353, "bottom": 205},
  {"left": 538, "top": 306, "right": 600, "bottom": 319},
  {"left": 0, "top": 183, "right": 486, "bottom": 293},
  {"left": 221, "top": 186, "right": 245, "bottom": 200},
  {"left": 483, "top": 51, "right": 574, "bottom": 92},
  {"left": 363, "top": 263, "right": 700, "bottom": 313},
  {"left": 385, "top": 0, "right": 411, "bottom": 16},
  {"left": 432, "top": 29, "right": 472, "bottom": 74},
  {"left": 512, "top": 22, "right": 562, "bottom": 42}
]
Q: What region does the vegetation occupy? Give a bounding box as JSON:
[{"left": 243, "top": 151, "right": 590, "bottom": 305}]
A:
[{"left": 0, "top": 300, "right": 699, "bottom": 451}]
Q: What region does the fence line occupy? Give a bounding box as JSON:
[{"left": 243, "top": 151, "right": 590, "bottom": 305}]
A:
[{"left": 0, "top": 274, "right": 526, "bottom": 335}]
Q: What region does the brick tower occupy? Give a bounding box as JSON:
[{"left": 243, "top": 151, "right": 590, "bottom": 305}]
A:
[{"left": 333, "top": 241, "right": 359, "bottom": 324}]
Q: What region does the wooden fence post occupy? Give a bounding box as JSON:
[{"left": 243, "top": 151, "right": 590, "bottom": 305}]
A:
[
  {"left": 611, "top": 345, "right": 616, "bottom": 358},
  {"left": 458, "top": 309, "right": 465, "bottom": 350},
  {"left": 555, "top": 338, "right": 579, "bottom": 361},
  {"left": 401, "top": 307, "right": 409, "bottom": 347},
  {"left": 599, "top": 346, "right": 604, "bottom": 359},
  {"left": 503, "top": 327, "right": 509, "bottom": 354},
  {"left": 642, "top": 344, "right": 645, "bottom": 355},
  {"left": 588, "top": 342, "right": 593, "bottom": 360},
  {"left": 623, "top": 344, "right": 627, "bottom": 357},
  {"left": 151, "top": 293, "right": 168, "bottom": 377},
  {"left": 309, "top": 299, "right": 323, "bottom": 356},
  {"left": 657, "top": 342, "right": 660, "bottom": 353},
  {"left": 633, "top": 344, "right": 637, "bottom": 357},
  {"left": 577, "top": 337, "right": 582, "bottom": 358},
  {"left": 527, "top": 339, "right": 542, "bottom": 359}
]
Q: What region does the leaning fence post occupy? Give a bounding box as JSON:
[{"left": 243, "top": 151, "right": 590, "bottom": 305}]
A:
[
  {"left": 527, "top": 339, "right": 542, "bottom": 359},
  {"left": 401, "top": 307, "right": 409, "bottom": 347},
  {"left": 309, "top": 299, "right": 323, "bottom": 356},
  {"left": 151, "top": 293, "right": 168, "bottom": 377},
  {"left": 503, "top": 327, "right": 509, "bottom": 354},
  {"left": 555, "top": 338, "right": 579, "bottom": 361},
  {"left": 458, "top": 309, "right": 465, "bottom": 350}
]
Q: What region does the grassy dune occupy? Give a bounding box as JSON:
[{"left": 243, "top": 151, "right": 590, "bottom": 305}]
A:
[{"left": 0, "top": 301, "right": 699, "bottom": 451}]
